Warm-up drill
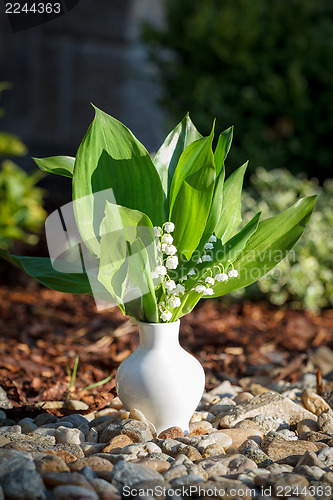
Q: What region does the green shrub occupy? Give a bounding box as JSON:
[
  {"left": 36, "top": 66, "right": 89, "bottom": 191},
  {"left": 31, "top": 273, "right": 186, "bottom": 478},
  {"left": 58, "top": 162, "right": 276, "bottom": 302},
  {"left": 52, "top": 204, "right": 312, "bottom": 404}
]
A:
[
  {"left": 0, "top": 160, "right": 47, "bottom": 248},
  {"left": 239, "top": 168, "right": 333, "bottom": 312},
  {"left": 143, "top": 0, "right": 333, "bottom": 180},
  {"left": 0, "top": 83, "right": 46, "bottom": 249}
]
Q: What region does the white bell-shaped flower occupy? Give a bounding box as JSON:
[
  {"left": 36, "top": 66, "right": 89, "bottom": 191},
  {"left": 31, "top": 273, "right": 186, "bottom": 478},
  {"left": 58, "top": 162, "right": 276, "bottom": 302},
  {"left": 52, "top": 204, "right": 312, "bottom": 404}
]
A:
[
  {"left": 165, "top": 244, "right": 177, "bottom": 256},
  {"left": 162, "top": 233, "right": 173, "bottom": 245},
  {"left": 161, "top": 310, "right": 172, "bottom": 321},
  {"left": 197, "top": 258, "right": 202, "bottom": 264},
  {"left": 215, "top": 273, "right": 228, "bottom": 282},
  {"left": 169, "top": 295, "right": 181, "bottom": 308},
  {"left": 166, "top": 255, "right": 178, "bottom": 269},
  {"left": 204, "top": 242, "right": 214, "bottom": 250},
  {"left": 205, "top": 276, "right": 215, "bottom": 285},
  {"left": 204, "top": 288, "right": 214, "bottom": 295},
  {"left": 174, "top": 284, "right": 185, "bottom": 295},
  {"left": 164, "top": 222, "right": 175, "bottom": 233},
  {"left": 154, "top": 226, "right": 161, "bottom": 237},
  {"left": 188, "top": 269, "right": 196, "bottom": 276},
  {"left": 155, "top": 265, "right": 167, "bottom": 276},
  {"left": 209, "top": 235, "right": 217, "bottom": 243},
  {"left": 202, "top": 255, "right": 212, "bottom": 262},
  {"left": 195, "top": 285, "right": 206, "bottom": 293},
  {"left": 228, "top": 269, "right": 239, "bottom": 278},
  {"left": 164, "top": 280, "right": 176, "bottom": 291}
]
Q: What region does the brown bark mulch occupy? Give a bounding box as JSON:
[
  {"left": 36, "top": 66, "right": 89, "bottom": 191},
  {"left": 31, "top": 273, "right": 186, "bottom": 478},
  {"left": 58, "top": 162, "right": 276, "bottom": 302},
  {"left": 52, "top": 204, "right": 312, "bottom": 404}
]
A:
[{"left": 0, "top": 284, "right": 332, "bottom": 415}]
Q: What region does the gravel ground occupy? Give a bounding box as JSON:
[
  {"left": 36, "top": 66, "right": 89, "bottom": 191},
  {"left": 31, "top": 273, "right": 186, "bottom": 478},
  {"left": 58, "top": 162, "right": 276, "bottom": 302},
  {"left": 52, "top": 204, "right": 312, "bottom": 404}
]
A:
[{"left": 1, "top": 371, "right": 333, "bottom": 499}]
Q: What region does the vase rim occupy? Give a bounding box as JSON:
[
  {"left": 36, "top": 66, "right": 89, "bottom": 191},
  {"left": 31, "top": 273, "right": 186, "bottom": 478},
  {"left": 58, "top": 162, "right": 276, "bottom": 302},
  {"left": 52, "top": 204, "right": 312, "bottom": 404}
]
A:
[{"left": 137, "top": 319, "right": 180, "bottom": 326}]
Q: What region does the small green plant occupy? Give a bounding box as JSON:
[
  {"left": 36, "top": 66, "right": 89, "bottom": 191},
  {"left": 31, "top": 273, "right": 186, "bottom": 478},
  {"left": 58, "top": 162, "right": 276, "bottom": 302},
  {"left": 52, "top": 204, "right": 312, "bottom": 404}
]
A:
[
  {"left": 0, "top": 160, "right": 47, "bottom": 248},
  {"left": 239, "top": 168, "right": 332, "bottom": 312},
  {"left": 0, "top": 107, "right": 316, "bottom": 322},
  {"left": 0, "top": 83, "right": 46, "bottom": 249},
  {"left": 66, "top": 355, "right": 113, "bottom": 399}
]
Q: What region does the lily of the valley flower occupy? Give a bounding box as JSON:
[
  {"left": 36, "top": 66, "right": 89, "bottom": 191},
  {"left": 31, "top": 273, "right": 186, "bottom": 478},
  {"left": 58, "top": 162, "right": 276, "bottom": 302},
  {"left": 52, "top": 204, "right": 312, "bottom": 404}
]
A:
[
  {"left": 188, "top": 269, "right": 196, "bottom": 276},
  {"left": 205, "top": 276, "right": 215, "bottom": 285},
  {"left": 204, "top": 242, "right": 214, "bottom": 250},
  {"left": 174, "top": 283, "right": 185, "bottom": 295},
  {"left": 215, "top": 272, "right": 228, "bottom": 282},
  {"left": 228, "top": 269, "right": 239, "bottom": 277},
  {"left": 164, "top": 244, "right": 177, "bottom": 256},
  {"left": 209, "top": 235, "right": 217, "bottom": 243},
  {"left": 153, "top": 226, "right": 162, "bottom": 237},
  {"left": 164, "top": 222, "right": 175, "bottom": 233},
  {"left": 166, "top": 255, "right": 178, "bottom": 269},
  {"left": 152, "top": 265, "right": 167, "bottom": 279},
  {"left": 197, "top": 258, "right": 202, "bottom": 264},
  {"left": 169, "top": 296, "right": 181, "bottom": 308},
  {"left": 160, "top": 310, "right": 172, "bottom": 321},
  {"left": 162, "top": 233, "right": 173, "bottom": 245},
  {"left": 195, "top": 285, "right": 206, "bottom": 293},
  {"left": 202, "top": 255, "right": 212, "bottom": 262},
  {"left": 164, "top": 279, "right": 176, "bottom": 291},
  {"left": 203, "top": 288, "right": 214, "bottom": 295}
]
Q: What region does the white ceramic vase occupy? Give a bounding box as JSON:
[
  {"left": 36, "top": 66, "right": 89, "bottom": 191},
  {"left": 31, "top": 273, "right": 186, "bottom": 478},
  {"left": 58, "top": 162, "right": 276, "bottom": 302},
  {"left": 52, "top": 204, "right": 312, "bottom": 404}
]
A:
[{"left": 116, "top": 320, "right": 205, "bottom": 435}]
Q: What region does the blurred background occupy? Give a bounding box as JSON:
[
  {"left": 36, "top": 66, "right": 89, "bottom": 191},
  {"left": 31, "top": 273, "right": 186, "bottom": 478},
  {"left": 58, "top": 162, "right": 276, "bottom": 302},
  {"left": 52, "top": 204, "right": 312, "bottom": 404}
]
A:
[{"left": 0, "top": 0, "right": 332, "bottom": 401}]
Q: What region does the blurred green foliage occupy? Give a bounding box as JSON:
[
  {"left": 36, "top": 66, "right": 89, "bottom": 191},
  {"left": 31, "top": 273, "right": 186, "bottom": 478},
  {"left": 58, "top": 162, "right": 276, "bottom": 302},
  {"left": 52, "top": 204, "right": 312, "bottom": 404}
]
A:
[
  {"left": 0, "top": 83, "right": 46, "bottom": 249},
  {"left": 143, "top": 0, "right": 333, "bottom": 179},
  {"left": 238, "top": 168, "right": 333, "bottom": 312}
]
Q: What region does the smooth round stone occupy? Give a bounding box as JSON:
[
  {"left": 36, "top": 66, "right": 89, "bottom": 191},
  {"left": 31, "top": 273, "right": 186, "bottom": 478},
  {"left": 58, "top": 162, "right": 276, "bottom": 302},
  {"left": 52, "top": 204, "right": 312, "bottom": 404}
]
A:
[
  {"left": 233, "top": 392, "right": 254, "bottom": 404},
  {"left": 297, "top": 418, "right": 319, "bottom": 434},
  {"left": 0, "top": 425, "right": 21, "bottom": 434},
  {"left": 189, "top": 421, "right": 212, "bottom": 433},
  {"left": 60, "top": 415, "right": 90, "bottom": 436},
  {"left": 158, "top": 426, "right": 184, "bottom": 439},
  {"left": 180, "top": 445, "right": 202, "bottom": 462},
  {"left": 109, "top": 397, "right": 123, "bottom": 410},
  {"left": 209, "top": 432, "right": 232, "bottom": 449},
  {"left": 275, "top": 429, "right": 298, "bottom": 440},
  {"left": 81, "top": 443, "right": 105, "bottom": 456},
  {"left": 190, "top": 411, "right": 204, "bottom": 423},
  {"left": 64, "top": 400, "right": 89, "bottom": 411},
  {"left": 32, "top": 427, "right": 57, "bottom": 437},
  {"left": 86, "top": 427, "right": 98, "bottom": 443},
  {"left": 129, "top": 408, "right": 147, "bottom": 422},
  {"left": 55, "top": 426, "right": 85, "bottom": 445},
  {"left": 132, "top": 457, "right": 170, "bottom": 473},
  {"left": 33, "top": 413, "right": 58, "bottom": 427},
  {"left": 301, "top": 389, "right": 331, "bottom": 416},
  {"left": 53, "top": 485, "right": 98, "bottom": 500},
  {"left": 34, "top": 454, "right": 70, "bottom": 473},
  {"left": 202, "top": 443, "right": 226, "bottom": 458},
  {"left": 42, "top": 471, "right": 94, "bottom": 489},
  {"left": 317, "top": 447, "right": 333, "bottom": 467},
  {"left": 101, "top": 434, "right": 133, "bottom": 454},
  {"left": 120, "top": 411, "right": 130, "bottom": 420},
  {"left": 18, "top": 418, "right": 37, "bottom": 434}
]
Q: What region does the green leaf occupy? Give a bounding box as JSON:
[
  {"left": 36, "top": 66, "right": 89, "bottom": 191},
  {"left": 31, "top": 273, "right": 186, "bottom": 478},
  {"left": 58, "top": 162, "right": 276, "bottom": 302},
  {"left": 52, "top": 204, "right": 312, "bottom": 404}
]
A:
[
  {"left": 169, "top": 129, "right": 216, "bottom": 259},
  {"left": 195, "top": 128, "right": 233, "bottom": 253},
  {"left": 211, "top": 195, "right": 317, "bottom": 297},
  {"left": 73, "top": 106, "right": 164, "bottom": 258},
  {"left": 153, "top": 114, "right": 202, "bottom": 217},
  {"left": 32, "top": 156, "right": 75, "bottom": 178},
  {"left": 98, "top": 202, "right": 155, "bottom": 313},
  {"left": 0, "top": 247, "right": 111, "bottom": 297},
  {"left": 171, "top": 290, "right": 202, "bottom": 321},
  {"left": 215, "top": 162, "right": 247, "bottom": 243}
]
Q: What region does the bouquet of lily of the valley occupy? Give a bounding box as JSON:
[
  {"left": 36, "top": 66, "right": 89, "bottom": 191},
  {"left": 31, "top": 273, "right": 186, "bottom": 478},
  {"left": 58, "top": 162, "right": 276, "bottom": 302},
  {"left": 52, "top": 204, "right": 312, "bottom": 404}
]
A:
[{"left": 0, "top": 107, "right": 316, "bottom": 322}]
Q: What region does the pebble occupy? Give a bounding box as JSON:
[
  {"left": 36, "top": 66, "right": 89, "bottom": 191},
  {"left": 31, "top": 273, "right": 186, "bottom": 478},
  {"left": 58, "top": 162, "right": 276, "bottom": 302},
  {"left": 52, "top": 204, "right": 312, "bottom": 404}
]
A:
[
  {"left": 34, "top": 453, "right": 70, "bottom": 473},
  {"left": 33, "top": 414, "right": 58, "bottom": 427},
  {"left": 86, "top": 427, "right": 99, "bottom": 443},
  {"left": 254, "top": 472, "right": 309, "bottom": 497},
  {"left": 295, "top": 450, "right": 325, "bottom": 468},
  {"left": 60, "top": 415, "right": 90, "bottom": 436},
  {"left": 318, "top": 409, "right": 333, "bottom": 435},
  {"left": 89, "top": 478, "right": 119, "bottom": 494},
  {"left": 0, "top": 411, "right": 6, "bottom": 419},
  {"left": 42, "top": 471, "right": 93, "bottom": 489},
  {"left": 69, "top": 456, "right": 114, "bottom": 477},
  {"left": 209, "top": 397, "right": 236, "bottom": 416},
  {"left": 100, "top": 419, "right": 153, "bottom": 443},
  {"left": 261, "top": 432, "right": 318, "bottom": 463},
  {"left": 197, "top": 454, "right": 257, "bottom": 477},
  {"left": 201, "top": 443, "right": 225, "bottom": 458},
  {"left": 0, "top": 424, "right": 21, "bottom": 434},
  {"left": 0, "top": 386, "right": 13, "bottom": 409},
  {"left": 133, "top": 457, "right": 170, "bottom": 473},
  {"left": 321, "top": 390, "right": 333, "bottom": 409},
  {"left": 53, "top": 485, "right": 98, "bottom": 500},
  {"left": 0, "top": 468, "right": 46, "bottom": 500},
  {"left": 301, "top": 389, "right": 331, "bottom": 416},
  {"left": 18, "top": 418, "right": 38, "bottom": 434},
  {"left": 188, "top": 421, "right": 212, "bottom": 433},
  {"left": 220, "top": 391, "right": 316, "bottom": 427},
  {"left": 180, "top": 445, "right": 202, "bottom": 462},
  {"left": 297, "top": 418, "right": 319, "bottom": 434},
  {"left": 111, "top": 460, "right": 163, "bottom": 488},
  {"left": 212, "top": 428, "right": 263, "bottom": 451},
  {"left": 251, "top": 414, "right": 289, "bottom": 432},
  {"left": 55, "top": 426, "right": 85, "bottom": 445},
  {"left": 233, "top": 392, "right": 253, "bottom": 404},
  {"left": 317, "top": 447, "right": 333, "bottom": 467},
  {"left": 102, "top": 434, "right": 133, "bottom": 453},
  {"left": 208, "top": 431, "right": 232, "bottom": 449},
  {"left": 158, "top": 426, "right": 184, "bottom": 439},
  {"left": 239, "top": 447, "right": 273, "bottom": 467}
]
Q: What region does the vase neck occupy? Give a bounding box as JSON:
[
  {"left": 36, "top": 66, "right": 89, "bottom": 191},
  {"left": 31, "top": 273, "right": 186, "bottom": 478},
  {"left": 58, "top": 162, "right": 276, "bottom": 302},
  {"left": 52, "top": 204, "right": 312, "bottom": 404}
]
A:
[{"left": 138, "top": 321, "right": 180, "bottom": 350}]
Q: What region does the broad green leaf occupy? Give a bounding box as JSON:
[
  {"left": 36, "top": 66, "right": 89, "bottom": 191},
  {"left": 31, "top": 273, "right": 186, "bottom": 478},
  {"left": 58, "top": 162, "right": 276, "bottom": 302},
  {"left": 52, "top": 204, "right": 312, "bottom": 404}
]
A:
[
  {"left": 211, "top": 195, "right": 317, "bottom": 297},
  {"left": 169, "top": 130, "right": 216, "bottom": 259},
  {"left": 195, "top": 128, "right": 233, "bottom": 253},
  {"left": 171, "top": 290, "right": 202, "bottom": 322},
  {"left": 153, "top": 114, "right": 202, "bottom": 217},
  {"left": 214, "top": 126, "right": 233, "bottom": 175},
  {"left": 215, "top": 162, "right": 247, "bottom": 243},
  {"left": 98, "top": 203, "right": 155, "bottom": 310},
  {"left": 0, "top": 248, "right": 110, "bottom": 298},
  {"left": 73, "top": 106, "right": 163, "bottom": 258},
  {"left": 217, "top": 211, "right": 261, "bottom": 264},
  {"left": 32, "top": 156, "right": 75, "bottom": 178}
]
